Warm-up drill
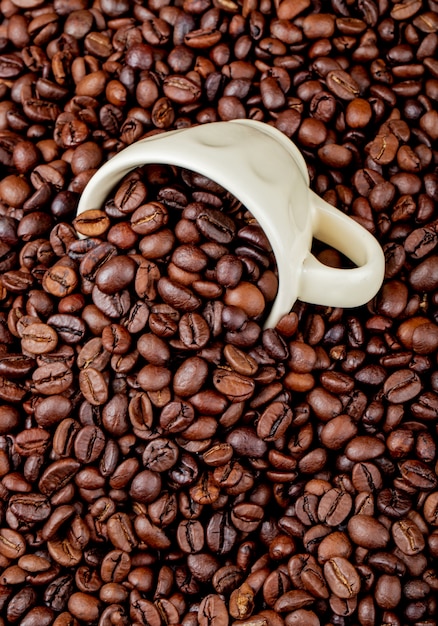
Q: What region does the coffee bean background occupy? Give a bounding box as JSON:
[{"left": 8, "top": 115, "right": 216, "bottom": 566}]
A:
[{"left": 0, "top": 0, "right": 438, "bottom": 625}]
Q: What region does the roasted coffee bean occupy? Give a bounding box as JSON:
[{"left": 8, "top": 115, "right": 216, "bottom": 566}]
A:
[
  {"left": 95, "top": 255, "right": 137, "bottom": 294},
  {"left": 47, "top": 314, "right": 86, "bottom": 345},
  {"left": 347, "top": 515, "right": 390, "bottom": 549},
  {"left": 73, "top": 209, "right": 110, "bottom": 237},
  {"left": 38, "top": 458, "right": 81, "bottom": 496},
  {"left": 5, "top": 585, "right": 37, "bottom": 622},
  {"left": 68, "top": 592, "right": 101, "bottom": 623},
  {"left": 79, "top": 369, "right": 109, "bottom": 406},
  {"left": 198, "top": 594, "right": 229, "bottom": 626},
  {"left": 179, "top": 312, "right": 210, "bottom": 349},
  {"left": 21, "top": 323, "right": 58, "bottom": 355},
  {"left": 317, "top": 488, "right": 352, "bottom": 526},
  {"left": 74, "top": 425, "right": 106, "bottom": 462},
  {"left": 324, "top": 557, "right": 361, "bottom": 599},
  {"left": 32, "top": 362, "right": 74, "bottom": 395},
  {"left": 400, "top": 459, "right": 438, "bottom": 491},
  {"left": 374, "top": 574, "right": 402, "bottom": 610},
  {"left": 392, "top": 519, "right": 425, "bottom": 555},
  {"left": 173, "top": 356, "right": 209, "bottom": 397},
  {"left": 43, "top": 265, "right": 78, "bottom": 297},
  {"left": 384, "top": 369, "right": 422, "bottom": 403},
  {"left": 0, "top": 528, "right": 26, "bottom": 559},
  {"left": 107, "top": 512, "right": 137, "bottom": 553}
]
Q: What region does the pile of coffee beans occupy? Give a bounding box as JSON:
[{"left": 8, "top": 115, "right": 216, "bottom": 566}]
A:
[{"left": 0, "top": 0, "right": 438, "bottom": 625}]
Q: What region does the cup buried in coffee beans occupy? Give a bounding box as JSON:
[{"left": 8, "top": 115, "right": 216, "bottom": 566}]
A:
[
  {"left": 1, "top": 1, "right": 438, "bottom": 625},
  {"left": 76, "top": 120, "right": 385, "bottom": 329}
]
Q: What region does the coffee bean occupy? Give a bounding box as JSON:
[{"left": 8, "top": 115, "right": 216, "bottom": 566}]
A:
[
  {"left": 400, "top": 459, "right": 438, "bottom": 491},
  {"left": 323, "top": 557, "right": 361, "bottom": 599},
  {"left": 316, "top": 533, "right": 352, "bottom": 570},
  {"left": 384, "top": 369, "right": 422, "bottom": 402},
  {"left": 374, "top": 574, "right": 402, "bottom": 610},
  {"left": 0, "top": 354, "right": 35, "bottom": 379},
  {"left": 79, "top": 368, "right": 108, "bottom": 406},
  {"left": 32, "top": 362, "right": 73, "bottom": 395},
  {"left": 317, "top": 488, "right": 352, "bottom": 526},
  {"left": 68, "top": 592, "right": 101, "bottom": 622},
  {"left": 77, "top": 338, "right": 111, "bottom": 372},
  {"left": 21, "top": 323, "right": 58, "bottom": 355},
  {"left": 73, "top": 209, "right": 110, "bottom": 237},
  {"left": 392, "top": 519, "right": 425, "bottom": 555},
  {"left": 5, "top": 585, "right": 37, "bottom": 622},
  {"left": 157, "top": 277, "right": 201, "bottom": 312},
  {"left": 42, "top": 265, "right": 78, "bottom": 297},
  {"left": 74, "top": 425, "right": 106, "bottom": 462},
  {"left": 38, "top": 458, "right": 81, "bottom": 496},
  {"left": 95, "top": 255, "right": 137, "bottom": 294},
  {"left": 347, "top": 515, "right": 390, "bottom": 549},
  {"left": 106, "top": 512, "right": 137, "bottom": 553},
  {"left": 47, "top": 314, "right": 86, "bottom": 345}
]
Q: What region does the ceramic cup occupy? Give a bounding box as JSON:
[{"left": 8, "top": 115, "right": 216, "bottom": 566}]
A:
[{"left": 76, "top": 119, "right": 385, "bottom": 328}]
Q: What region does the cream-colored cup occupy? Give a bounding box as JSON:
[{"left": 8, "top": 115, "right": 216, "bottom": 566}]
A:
[{"left": 77, "top": 119, "right": 385, "bottom": 328}]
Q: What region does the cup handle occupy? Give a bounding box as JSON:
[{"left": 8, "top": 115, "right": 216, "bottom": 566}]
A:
[{"left": 298, "top": 190, "right": 385, "bottom": 308}]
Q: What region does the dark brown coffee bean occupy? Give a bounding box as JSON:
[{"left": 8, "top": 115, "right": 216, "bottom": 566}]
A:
[
  {"left": 177, "top": 519, "right": 204, "bottom": 553},
  {"left": 383, "top": 369, "right": 422, "bottom": 402},
  {"left": 107, "top": 512, "right": 137, "bottom": 552},
  {"left": 0, "top": 354, "right": 35, "bottom": 380},
  {"left": 100, "top": 549, "right": 131, "bottom": 583},
  {"left": 392, "top": 519, "right": 425, "bottom": 555},
  {"left": 179, "top": 312, "right": 210, "bottom": 349},
  {"left": 114, "top": 177, "right": 147, "bottom": 214},
  {"left": 68, "top": 592, "right": 101, "bottom": 623},
  {"left": 157, "top": 277, "right": 201, "bottom": 311},
  {"left": 131, "top": 202, "right": 168, "bottom": 235},
  {"left": 32, "top": 362, "right": 74, "bottom": 395},
  {"left": 14, "top": 428, "right": 50, "bottom": 457},
  {"left": 317, "top": 488, "right": 352, "bottom": 526},
  {"left": 163, "top": 75, "right": 201, "bottom": 104},
  {"left": 74, "top": 425, "right": 105, "bottom": 463},
  {"left": 400, "top": 459, "right": 438, "bottom": 491},
  {"left": 101, "top": 323, "right": 131, "bottom": 354},
  {"left": 47, "top": 314, "right": 86, "bottom": 345},
  {"left": 255, "top": 401, "right": 292, "bottom": 441},
  {"left": 38, "top": 458, "right": 81, "bottom": 497},
  {"left": 73, "top": 209, "right": 110, "bottom": 237},
  {"left": 323, "top": 557, "right": 361, "bottom": 598},
  {"left": 77, "top": 338, "right": 111, "bottom": 372},
  {"left": 95, "top": 255, "right": 137, "bottom": 294},
  {"left": 212, "top": 369, "right": 255, "bottom": 403},
  {"left": 226, "top": 427, "right": 267, "bottom": 458},
  {"left": 374, "top": 574, "right": 402, "bottom": 610},
  {"left": 410, "top": 255, "right": 438, "bottom": 292},
  {"left": 79, "top": 368, "right": 109, "bottom": 406},
  {"left": 347, "top": 515, "right": 390, "bottom": 549},
  {"left": 41, "top": 506, "right": 76, "bottom": 542},
  {"left": 129, "top": 469, "right": 162, "bottom": 503},
  {"left": 0, "top": 528, "right": 26, "bottom": 559},
  {"left": 42, "top": 263, "right": 79, "bottom": 297},
  {"left": 198, "top": 593, "right": 228, "bottom": 626},
  {"left": 326, "top": 70, "right": 360, "bottom": 100},
  {"left": 5, "top": 585, "right": 37, "bottom": 622},
  {"left": 345, "top": 435, "right": 386, "bottom": 461},
  {"left": 230, "top": 502, "right": 264, "bottom": 533},
  {"left": 137, "top": 364, "right": 172, "bottom": 392},
  {"left": 21, "top": 323, "right": 58, "bottom": 355},
  {"left": 173, "top": 356, "right": 209, "bottom": 397}
]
